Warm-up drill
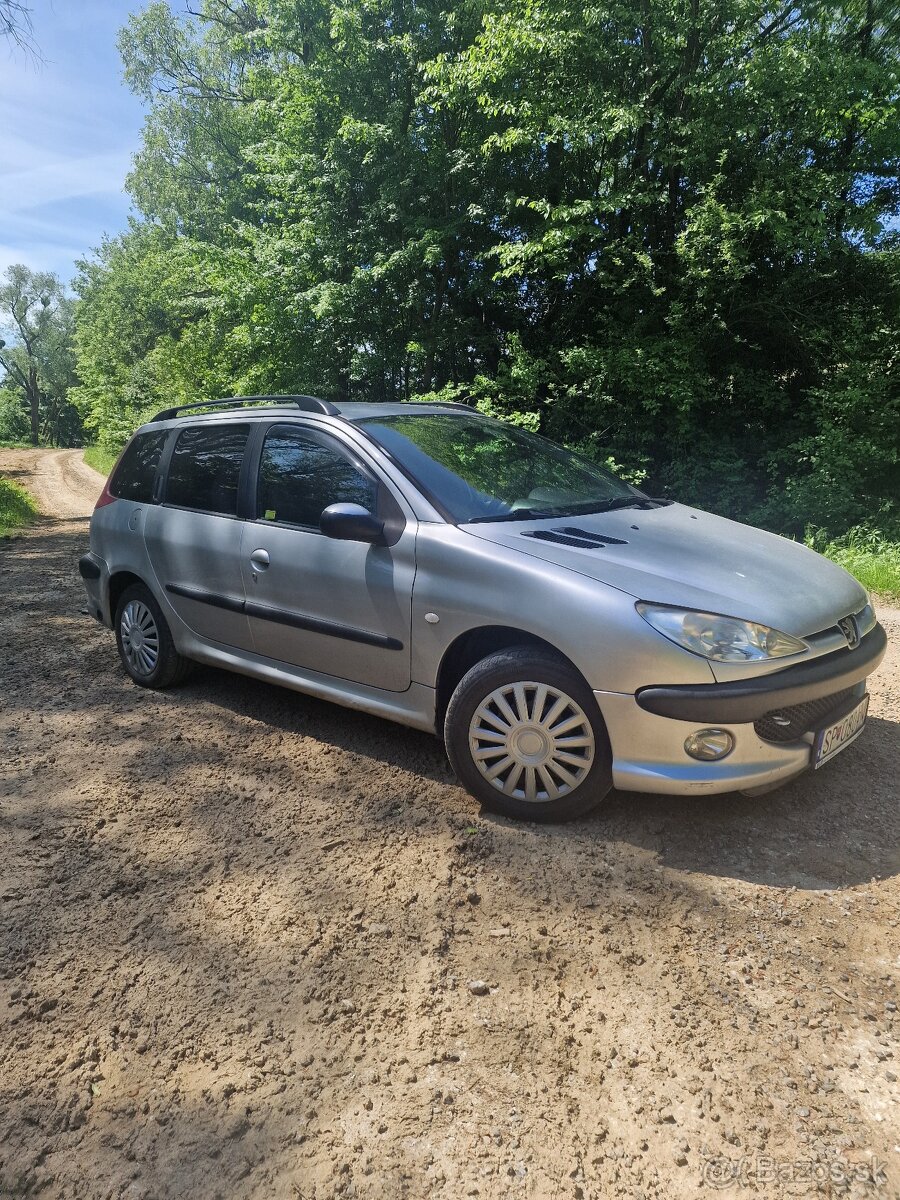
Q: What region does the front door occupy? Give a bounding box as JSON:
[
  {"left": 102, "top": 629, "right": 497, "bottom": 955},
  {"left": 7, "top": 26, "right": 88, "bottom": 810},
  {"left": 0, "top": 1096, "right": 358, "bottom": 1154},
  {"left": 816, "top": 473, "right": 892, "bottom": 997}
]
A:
[{"left": 241, "top": 424, "right": 415, "bottom": 692}]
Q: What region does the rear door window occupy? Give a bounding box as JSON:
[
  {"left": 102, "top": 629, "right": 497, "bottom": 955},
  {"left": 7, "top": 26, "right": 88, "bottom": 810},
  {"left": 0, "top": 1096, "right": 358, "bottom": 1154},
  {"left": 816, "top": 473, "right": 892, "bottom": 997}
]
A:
[
  {"left": 110, "top": 431, "right": 168, "bottom": 503},
  {"left": 166, "top": 424, "right": 251, "bottom": 516},
  {"left": 256, "top": 429, "right": 377, "bottom": 528}
]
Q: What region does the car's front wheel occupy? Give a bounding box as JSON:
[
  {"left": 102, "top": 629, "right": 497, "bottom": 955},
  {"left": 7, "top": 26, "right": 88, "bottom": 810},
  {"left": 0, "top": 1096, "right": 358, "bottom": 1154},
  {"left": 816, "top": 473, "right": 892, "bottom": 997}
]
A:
[
  {"left": 114, "top": 583, "right": 191, "bottom": 689},
  {"left": 444, "top": 646, "right": 613, "bottom": 822}
]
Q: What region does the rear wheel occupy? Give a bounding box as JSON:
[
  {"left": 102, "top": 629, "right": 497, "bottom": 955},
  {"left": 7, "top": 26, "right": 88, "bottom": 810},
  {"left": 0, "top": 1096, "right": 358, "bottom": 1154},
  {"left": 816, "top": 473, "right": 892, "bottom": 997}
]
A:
[
  {"left": 115, "top": 583, "right": 191, "bottom": 689},
  {"left": 444, "top": 647, "right": 612, "bottom": 822}
]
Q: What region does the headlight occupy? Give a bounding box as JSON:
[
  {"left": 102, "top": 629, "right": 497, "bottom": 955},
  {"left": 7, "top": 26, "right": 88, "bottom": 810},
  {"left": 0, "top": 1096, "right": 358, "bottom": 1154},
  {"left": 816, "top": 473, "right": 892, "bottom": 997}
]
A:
[{"left": 636, "top": 603, "right": 808, "bottom": 662}]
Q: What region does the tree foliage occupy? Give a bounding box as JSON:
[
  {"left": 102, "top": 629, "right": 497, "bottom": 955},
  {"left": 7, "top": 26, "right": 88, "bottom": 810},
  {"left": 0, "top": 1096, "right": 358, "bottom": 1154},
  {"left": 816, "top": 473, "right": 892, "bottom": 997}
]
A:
[
  {"left": 0, "top": 265, "right": 81, "bottom": 446},
  {"left": 72, "top": 0, "right": 900, "bottom": 535}
]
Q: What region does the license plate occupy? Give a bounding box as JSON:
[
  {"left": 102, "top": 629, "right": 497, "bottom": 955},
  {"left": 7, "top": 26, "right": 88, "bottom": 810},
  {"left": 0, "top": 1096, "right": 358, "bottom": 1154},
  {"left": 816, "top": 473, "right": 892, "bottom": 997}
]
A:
[{"left": 812, "top": 695, "right": 869, "bottom": 769}]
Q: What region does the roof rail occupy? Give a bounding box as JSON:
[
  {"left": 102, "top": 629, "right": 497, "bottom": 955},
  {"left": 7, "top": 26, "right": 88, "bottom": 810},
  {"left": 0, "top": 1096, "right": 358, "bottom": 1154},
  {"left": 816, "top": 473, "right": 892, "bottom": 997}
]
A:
[{"left": 150, "top": 395, "right": 340, "bottom": 421}]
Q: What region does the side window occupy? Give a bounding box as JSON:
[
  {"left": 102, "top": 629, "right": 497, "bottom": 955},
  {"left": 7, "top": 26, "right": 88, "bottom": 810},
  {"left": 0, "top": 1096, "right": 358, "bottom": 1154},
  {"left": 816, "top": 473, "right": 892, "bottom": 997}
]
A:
[
  {"left": 110, "top": 431, "right": 168, "bottom": 503},
  {"left": 257, "top": 430, "right": 377, "bottom": 528},
  {"left": 166, "top": 424, "right": 250, "bottom": 516}
]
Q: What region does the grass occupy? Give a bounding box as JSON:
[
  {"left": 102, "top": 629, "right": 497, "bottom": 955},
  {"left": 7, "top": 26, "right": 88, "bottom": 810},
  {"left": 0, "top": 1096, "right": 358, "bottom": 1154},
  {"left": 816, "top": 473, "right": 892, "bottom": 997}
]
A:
[
  {"left": 806, "top": 526, "right": 900, "bottom": 601},
  {"left": 0, "top": 475, "right": 37, "bottom": 538},
  {"left": 82, "top": 444, "right": 119, "bottom": 477}
]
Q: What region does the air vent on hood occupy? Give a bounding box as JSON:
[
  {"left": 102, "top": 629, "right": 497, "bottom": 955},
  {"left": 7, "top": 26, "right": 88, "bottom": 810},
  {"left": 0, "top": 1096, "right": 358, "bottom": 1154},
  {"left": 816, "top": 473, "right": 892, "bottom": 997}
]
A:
[
  {"left": 563, "top": 527, "right": 628, "bottom": 545},
  {"left": 522, "top": 527, "right": 629, "bottom": 549}
]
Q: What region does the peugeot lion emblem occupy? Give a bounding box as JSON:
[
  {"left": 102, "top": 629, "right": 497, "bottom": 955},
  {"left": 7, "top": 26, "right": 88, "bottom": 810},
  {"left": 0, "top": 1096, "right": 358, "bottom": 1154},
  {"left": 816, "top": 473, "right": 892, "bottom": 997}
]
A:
[{"left": 838, "top": 616, "right": 860, "bottom": 649}]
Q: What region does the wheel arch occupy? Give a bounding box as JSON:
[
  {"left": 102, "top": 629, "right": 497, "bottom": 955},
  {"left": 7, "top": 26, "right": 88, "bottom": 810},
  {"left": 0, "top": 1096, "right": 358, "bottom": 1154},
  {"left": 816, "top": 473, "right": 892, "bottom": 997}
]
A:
[
  {"left": 108, "top": 570, "right": 149, "bottom": 620},
  {"left": 435, "top": 624, "right": 593, "bottom": 732}
]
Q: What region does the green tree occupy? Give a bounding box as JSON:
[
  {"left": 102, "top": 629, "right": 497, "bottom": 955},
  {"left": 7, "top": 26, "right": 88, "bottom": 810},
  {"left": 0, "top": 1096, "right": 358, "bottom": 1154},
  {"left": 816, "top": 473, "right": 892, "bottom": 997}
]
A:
[
  {"left": 73, "top": 0, "right": 900, "bottom": 536},
  {"left": 0, "top": 385, "right": 30, "bottom": 442},
  {"left": 0, "top": 264, "right": 80, "bottom": 446}
]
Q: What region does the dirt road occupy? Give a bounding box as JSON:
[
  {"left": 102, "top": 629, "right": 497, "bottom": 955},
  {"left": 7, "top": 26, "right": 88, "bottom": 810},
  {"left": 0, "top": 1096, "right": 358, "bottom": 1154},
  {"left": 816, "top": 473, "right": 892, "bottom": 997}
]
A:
[
  {"left": 0, "top": 447, "right": 107, "bottom": 519},
  {"left": 1, "top": 448, "right": 898, "bottom": 1200}
]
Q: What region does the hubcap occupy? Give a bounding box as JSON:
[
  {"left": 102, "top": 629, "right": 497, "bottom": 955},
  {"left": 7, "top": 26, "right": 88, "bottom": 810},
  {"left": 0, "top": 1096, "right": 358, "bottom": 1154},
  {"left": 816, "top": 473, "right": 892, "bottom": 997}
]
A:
[
  {"left": 468, "top": 681, "right": 595, "bottom": 803},
  {"left": 120, "top": 600, "right": 160, "bottom": 676}
]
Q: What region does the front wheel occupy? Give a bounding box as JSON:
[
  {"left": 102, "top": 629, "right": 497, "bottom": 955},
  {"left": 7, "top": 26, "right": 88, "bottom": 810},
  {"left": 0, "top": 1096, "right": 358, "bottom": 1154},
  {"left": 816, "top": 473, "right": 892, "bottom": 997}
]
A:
[
  {"left": 115, "top": 583, "right": 191, "bottom": 689},
  {"left": 444, "top": 647, "right": 613, "bottom": 822}
]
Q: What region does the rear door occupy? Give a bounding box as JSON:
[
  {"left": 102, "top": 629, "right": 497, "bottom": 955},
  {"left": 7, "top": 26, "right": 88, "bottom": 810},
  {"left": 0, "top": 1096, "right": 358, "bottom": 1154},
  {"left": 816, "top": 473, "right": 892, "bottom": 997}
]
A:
[
  {"left": 240, "top": 423, "right": 416, "bottom": 691},
  {"left": 144, "top": 422, "right": 254, "bottom": 650}
]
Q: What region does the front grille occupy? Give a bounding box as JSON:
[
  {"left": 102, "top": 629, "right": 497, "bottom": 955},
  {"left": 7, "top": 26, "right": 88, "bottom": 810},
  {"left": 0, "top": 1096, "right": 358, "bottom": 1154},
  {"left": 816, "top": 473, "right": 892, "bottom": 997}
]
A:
[{"left": 754, "top": 688, "right": 855, "bottom": 744}]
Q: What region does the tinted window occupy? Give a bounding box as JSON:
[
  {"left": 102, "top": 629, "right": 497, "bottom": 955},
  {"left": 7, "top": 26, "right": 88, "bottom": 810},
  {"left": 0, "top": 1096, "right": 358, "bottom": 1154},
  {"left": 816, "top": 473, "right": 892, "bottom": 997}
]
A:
[
  {"left": 257, "top": 431, "right": 376, "bottom": 528},
  {"left": 166, "top": 424, "right": 250, "bottom": 516},
  {"left": 110, "top": 431, "right": 168, "bottom": 503},
  {"left": 359, "top": 413, "right": 639, "bottom": 523}
]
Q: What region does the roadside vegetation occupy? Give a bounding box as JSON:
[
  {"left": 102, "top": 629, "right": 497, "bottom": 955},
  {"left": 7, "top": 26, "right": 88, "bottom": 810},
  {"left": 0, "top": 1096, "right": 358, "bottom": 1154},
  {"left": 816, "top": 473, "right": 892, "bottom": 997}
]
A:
[
  {"left": 2, "top": 2, "right": 898, "bottom": 588},
  {"left": 0, "top": 473, "right": 36, "bottom": 537},
  {"left": 806, "top": 528, "right": 900, "bottom": 602},
  {"left": 82, "top": 444, "right": 117, "bottom": 478},
  {"left": 67, "top": 0, "right": 897, "bottom": 551}
]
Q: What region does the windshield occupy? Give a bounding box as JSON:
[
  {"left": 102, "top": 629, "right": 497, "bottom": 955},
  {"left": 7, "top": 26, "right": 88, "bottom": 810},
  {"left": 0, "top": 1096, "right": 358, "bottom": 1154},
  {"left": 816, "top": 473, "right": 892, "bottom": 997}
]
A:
[{"left": 358, "top": 412, "right": 643, "bottom": 523}]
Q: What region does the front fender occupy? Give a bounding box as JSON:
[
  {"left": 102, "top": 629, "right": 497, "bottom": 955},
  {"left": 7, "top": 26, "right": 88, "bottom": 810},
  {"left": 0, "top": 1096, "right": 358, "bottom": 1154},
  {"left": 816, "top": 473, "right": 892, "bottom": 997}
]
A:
[{"left": 409, "top": 525, "right": 714, "bottom": 693}]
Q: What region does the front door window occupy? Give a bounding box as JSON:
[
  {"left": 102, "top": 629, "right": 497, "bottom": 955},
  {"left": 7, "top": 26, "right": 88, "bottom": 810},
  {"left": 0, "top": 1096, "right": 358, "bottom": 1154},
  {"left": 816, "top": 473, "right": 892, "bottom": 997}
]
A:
[{"left": 256, "top": 430, "right": 377, "bottom": 528}]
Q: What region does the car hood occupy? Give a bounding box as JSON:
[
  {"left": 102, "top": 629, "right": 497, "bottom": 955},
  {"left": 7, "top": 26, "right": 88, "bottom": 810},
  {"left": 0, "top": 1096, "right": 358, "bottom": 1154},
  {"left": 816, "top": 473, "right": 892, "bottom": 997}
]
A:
[{"left": 462, "top": 502, "right": 867, "bottom": 637}]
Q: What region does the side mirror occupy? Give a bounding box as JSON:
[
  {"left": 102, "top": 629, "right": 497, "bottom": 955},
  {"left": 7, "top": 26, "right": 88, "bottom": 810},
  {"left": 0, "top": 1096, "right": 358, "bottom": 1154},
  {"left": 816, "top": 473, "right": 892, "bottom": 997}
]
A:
[{"left": 320, "top": 502, "right": 385, "bottom": 544}]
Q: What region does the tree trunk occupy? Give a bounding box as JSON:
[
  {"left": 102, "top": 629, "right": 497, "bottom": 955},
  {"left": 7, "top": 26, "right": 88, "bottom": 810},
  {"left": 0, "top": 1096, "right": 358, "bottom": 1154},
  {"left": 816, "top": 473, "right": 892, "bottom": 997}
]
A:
[
  {"left": 27, "top": 364, "right": 40, "bottom": 445},
  {"left": 335, "top": 346, "right": 351, "bottom": 404}
]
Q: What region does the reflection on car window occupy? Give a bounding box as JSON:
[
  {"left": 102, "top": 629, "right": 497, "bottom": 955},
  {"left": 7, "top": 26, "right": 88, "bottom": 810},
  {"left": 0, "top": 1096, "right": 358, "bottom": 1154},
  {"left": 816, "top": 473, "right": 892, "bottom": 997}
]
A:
[
  {"left": 359, "top": 413, "right": 637, "bottom": 522},
  {"left": 257, "top": 431, "right": 376, "bottom": 527},
  {"left": 166, "top": 424, "right": 250, "bottom": 515},
  {"left": 111, "top": 430, "right": 168, "bottom": 503}
]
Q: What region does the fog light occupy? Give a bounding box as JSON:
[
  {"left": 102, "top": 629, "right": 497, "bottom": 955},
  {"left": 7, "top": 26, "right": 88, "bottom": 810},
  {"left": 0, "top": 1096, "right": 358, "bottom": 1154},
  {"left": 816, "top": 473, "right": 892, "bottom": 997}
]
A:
[{"left": 684, "top": 729, "right": 734, "bottom": 761}]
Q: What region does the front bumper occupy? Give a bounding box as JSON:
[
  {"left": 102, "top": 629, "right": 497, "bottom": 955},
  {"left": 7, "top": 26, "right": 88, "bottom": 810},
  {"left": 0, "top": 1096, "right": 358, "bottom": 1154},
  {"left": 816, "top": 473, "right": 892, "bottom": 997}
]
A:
[
  {"left": 635, "top": 623, "right": 886, "bottom": 722},
  {"left": 594, "top": 623, "right": 886, "bottom": 796}
]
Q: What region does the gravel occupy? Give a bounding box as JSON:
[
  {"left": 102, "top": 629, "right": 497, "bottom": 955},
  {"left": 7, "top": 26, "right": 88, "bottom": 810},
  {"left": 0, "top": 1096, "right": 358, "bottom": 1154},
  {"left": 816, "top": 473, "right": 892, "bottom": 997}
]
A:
[{"left": 1, "top": 448, "right": 898, "bottom": 1199}]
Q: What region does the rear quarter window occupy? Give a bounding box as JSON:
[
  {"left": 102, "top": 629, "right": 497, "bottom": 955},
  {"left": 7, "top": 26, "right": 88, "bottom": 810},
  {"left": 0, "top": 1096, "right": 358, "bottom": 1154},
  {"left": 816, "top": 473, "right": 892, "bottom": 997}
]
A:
[
  {"left": 109, "top": 431, "right": 168, "bottom": 503},
  {"left": 165, "top": 424, "right": 251, "bottom": 516}
]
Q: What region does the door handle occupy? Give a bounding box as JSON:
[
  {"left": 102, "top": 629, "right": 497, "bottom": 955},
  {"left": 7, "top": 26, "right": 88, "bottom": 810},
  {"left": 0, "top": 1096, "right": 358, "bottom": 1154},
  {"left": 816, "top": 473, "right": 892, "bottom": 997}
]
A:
[{"left": 249, "top": 548, "right": 270, "bottom": 571}]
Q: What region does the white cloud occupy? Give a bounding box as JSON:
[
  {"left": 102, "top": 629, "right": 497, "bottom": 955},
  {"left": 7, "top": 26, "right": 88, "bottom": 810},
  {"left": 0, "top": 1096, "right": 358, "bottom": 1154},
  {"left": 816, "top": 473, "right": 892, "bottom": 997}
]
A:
[
  {"left": 0, "top": 150, "right": 133, "bottom": 212},
  {"left": 0, "top": 241, "right": 86, "bottom": 280},
  {"left": 0, "top": 0, "right": 146, "bottom": 277}
]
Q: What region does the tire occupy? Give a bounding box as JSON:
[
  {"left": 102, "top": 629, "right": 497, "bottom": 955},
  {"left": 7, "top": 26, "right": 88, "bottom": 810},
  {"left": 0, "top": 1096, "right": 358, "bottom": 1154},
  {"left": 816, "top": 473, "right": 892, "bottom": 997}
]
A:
[
  {"left": 114, "top": 583, "right": 192, "bottom": 689},
  {"left": 444, "top": 646, "right": 613, "bottom": 822}
]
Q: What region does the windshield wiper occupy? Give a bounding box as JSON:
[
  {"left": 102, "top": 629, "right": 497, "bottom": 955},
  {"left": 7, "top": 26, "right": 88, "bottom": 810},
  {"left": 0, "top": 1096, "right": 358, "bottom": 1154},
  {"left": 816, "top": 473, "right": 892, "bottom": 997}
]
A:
[
  {"left": 576, "top": 496, "right": 654, "bottom": 513},
  {"left": 467, "top": 507, "right": 556, "bottom": 524},
  {"left": 466, "top": 496, "right": 656, "bottom": 523}
]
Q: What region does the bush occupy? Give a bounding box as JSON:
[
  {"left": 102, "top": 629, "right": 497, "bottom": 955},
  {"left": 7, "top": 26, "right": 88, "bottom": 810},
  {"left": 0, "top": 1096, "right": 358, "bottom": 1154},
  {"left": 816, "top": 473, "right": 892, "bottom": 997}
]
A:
[
  {"left": 0, "top": 475, "right": 37, "bottom": 536},
  {"left": 82, "top": 444, "right": 120, "bottom": 478},
  {"left": 0, "top": 390, "right": 29, "bottom": 443},
  {"left": 805, "top": 526, "right": 900, "bottom": 600}
]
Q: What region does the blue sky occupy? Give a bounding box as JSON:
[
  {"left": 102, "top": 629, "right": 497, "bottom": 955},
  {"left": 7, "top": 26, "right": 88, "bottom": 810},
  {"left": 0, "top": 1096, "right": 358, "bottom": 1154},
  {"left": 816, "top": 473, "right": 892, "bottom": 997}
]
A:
[{"left": 0, "top": 0, "right": 148, "bottom": 284}]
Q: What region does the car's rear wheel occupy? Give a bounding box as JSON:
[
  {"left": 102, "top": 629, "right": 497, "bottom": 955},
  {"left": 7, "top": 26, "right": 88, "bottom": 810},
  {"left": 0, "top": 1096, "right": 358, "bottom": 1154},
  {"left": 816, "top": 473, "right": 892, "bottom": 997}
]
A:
[
  {"left": 115, "top": 583, "right": 191, "bottom": 689},
  {"left": 444, "top": 646, "right": 613, "bottom": 822}
]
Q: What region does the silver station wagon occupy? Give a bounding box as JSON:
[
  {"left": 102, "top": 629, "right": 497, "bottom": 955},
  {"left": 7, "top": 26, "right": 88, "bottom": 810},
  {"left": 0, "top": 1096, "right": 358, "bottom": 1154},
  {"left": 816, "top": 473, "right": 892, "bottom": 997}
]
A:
[{"left": 79, "top": 396, "right": 887, "bottom": 821}]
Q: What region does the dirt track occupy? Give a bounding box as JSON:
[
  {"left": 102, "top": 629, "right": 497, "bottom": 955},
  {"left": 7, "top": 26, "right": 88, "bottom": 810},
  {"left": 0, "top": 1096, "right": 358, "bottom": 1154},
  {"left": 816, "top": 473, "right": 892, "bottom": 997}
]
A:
[{"left": 1, "top": 447, "right": 898, "bottom": 1200}]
